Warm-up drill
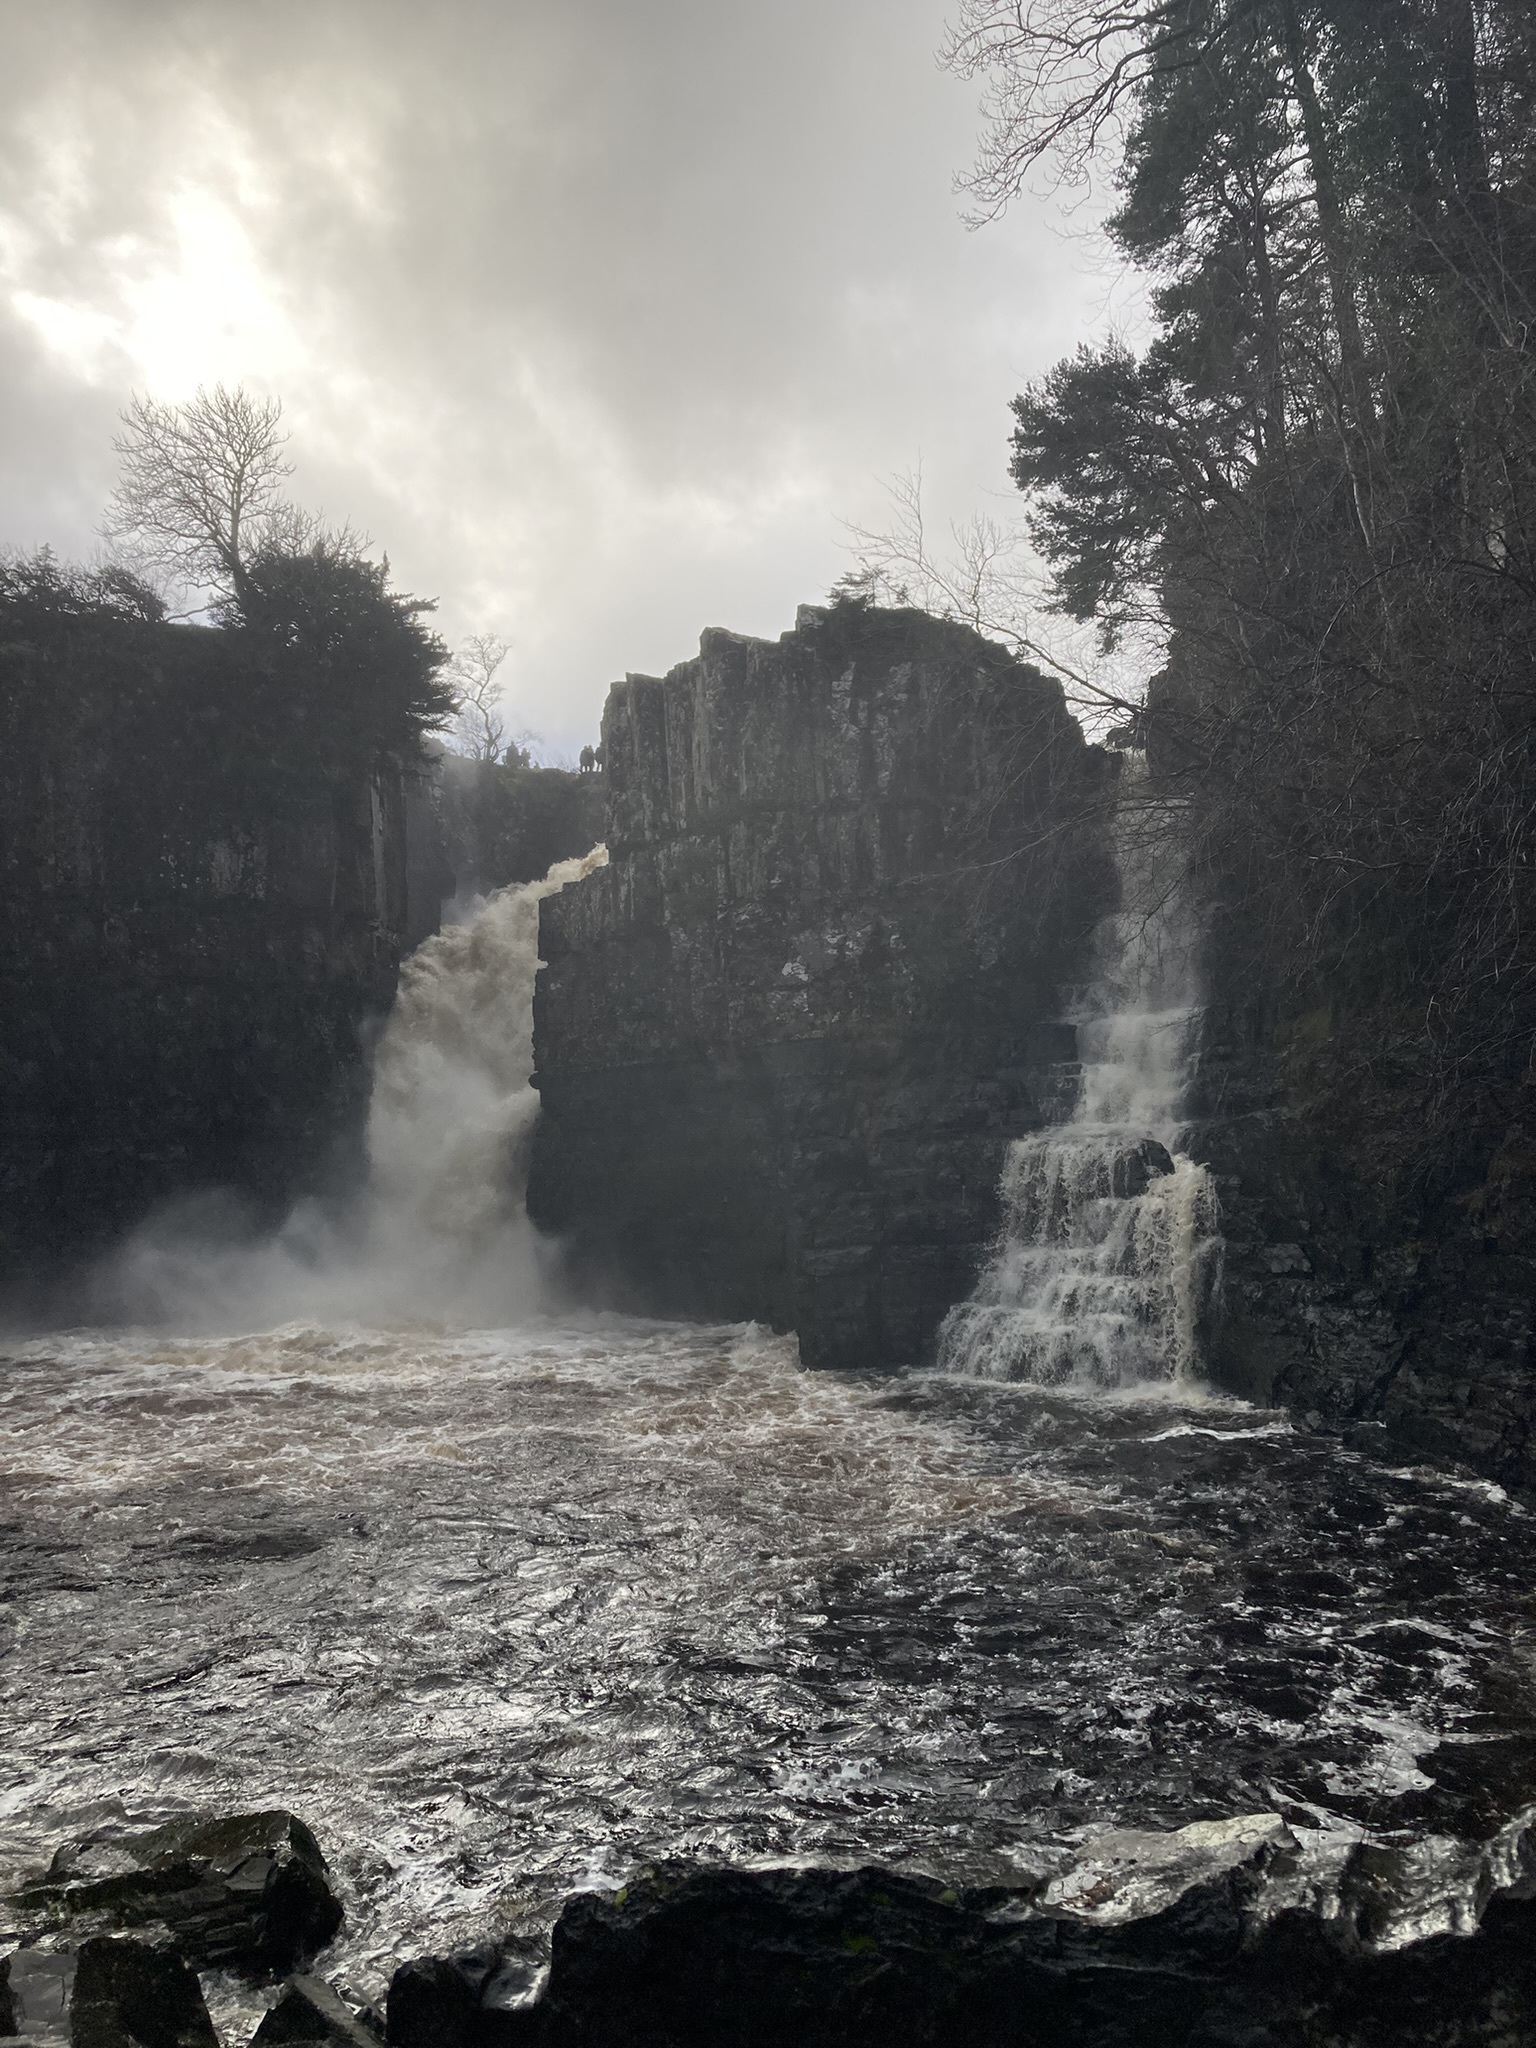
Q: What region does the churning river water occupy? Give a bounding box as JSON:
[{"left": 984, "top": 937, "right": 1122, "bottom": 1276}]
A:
[
  {"left": 3, "top": 1319, "right": 1536, "bottom": 2023},
  {"left": 4, "top": 839, "right": 1536, "bottom": 2031}
]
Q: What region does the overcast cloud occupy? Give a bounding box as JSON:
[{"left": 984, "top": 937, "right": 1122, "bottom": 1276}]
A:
[{"left": 0, "top": 0, "right": 1121, "bottom": 752}]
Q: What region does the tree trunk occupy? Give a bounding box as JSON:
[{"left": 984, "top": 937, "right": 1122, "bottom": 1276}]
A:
[{"left": 1277, "top": 0, "right": 1378, "bottom": 445}]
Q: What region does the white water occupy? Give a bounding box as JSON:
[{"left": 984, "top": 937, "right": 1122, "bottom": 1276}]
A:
[
  {"left": 9, "top": 798, "right": 1536, "bottom": 2030},
  {"left": 89, "top": 848, "right": 608, "bottom": 1331},
  {"left": 939, "top": 760, "right": 1221, "bottom": 1387}
]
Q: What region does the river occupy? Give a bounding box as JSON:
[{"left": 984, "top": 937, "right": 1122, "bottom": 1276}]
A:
[
  {"left": 3, "top": 1318, "right": 1535, "bottom": 2025},
  {"left": 3, "top": 844, "right": 1535, "bottom": 2032}
]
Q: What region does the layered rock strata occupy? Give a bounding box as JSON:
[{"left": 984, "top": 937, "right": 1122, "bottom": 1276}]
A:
[
  {"left": 1, "top": 1810, "right": 350, "bottom": 2048},
  {"left": 528, "top": 604, "right": 1112, "bottom": 1368}
]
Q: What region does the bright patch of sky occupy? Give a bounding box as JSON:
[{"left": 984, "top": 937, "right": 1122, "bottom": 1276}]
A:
[{"left": 0, "top": 0, "right": 1126, "bottom": 754}]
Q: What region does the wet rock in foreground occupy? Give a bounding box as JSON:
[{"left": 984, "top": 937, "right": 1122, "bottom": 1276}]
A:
[
  {"left": 251, "top": 1972, "right": 384, "bottom": 2046},
  {"left": 387, "top": 1946, "right": 537, "bottom": 2048},
  {"left": 6, "top": 1813, "right": 342, "bottom": 1980},
  {"left": 0, "top": 1935, "right": 218, "bottom": 2048},
  {"left": 386, "top": 1823, "right": 1536, "bottom": 2048}
]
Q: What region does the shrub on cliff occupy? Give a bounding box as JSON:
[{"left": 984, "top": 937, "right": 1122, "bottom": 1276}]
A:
[
  {"left": 1, "top": 539, "right": 453, "bottom": 781},
  {"left": 218, "top": 534, "right": 454, "bottom": 767},
  {"left": 0, "top": 548, "right": 167, "bottom": 627}
]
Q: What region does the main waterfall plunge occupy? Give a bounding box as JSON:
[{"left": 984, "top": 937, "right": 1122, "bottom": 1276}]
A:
[
  {"left": 94, "top": 849, "right": 607, "bottom": 1330},
  {"left": 363, "top": 846, "right": 609, "bottom": 1313},
  {"left": 940, "top": 759, "right": 1221, "bottom": 1389}
]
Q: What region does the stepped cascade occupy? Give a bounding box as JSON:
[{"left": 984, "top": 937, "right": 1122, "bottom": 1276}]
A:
[{"left": 938, "top": 759, "right": 1221, "bottom": 1387}]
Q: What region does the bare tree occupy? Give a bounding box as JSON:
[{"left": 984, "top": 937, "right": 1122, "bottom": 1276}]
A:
[
  {"left": 448, "top": 633, "right": 513, "bottom": 762},
  {"left": 104, "top": 384, "right": 294, "bottom": 603},
  {"left": 839, "top": 466, "right": 1153, "bottom": 735}
]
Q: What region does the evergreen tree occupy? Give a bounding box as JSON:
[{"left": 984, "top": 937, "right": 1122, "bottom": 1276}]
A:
[{"left": 957, "top": 0, "right": 1536, "bottom": 1150}]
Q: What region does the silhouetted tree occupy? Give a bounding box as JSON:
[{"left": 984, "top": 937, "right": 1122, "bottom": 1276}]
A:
[
  {"left": 105, "top": 385, "right": 306, "bottom": 605},
  {"left": 447, "top": 633, "right": 512, "bottom": 762},
  {"left": 220, "top": 534, "right": 455, "bottom": 763}
]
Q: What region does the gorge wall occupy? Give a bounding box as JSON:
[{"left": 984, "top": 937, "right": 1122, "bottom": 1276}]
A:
[
  {"left": 1189, "top": 950, "right": 1536, "bottom": 1495},
  {"left": 0, "top": 604, "right": 410, "bottom": 1282},
  {"left": 528, "top": 603, "right": 1114, "bottom": 1368},
  {"left": 405, "top": 749, "right": 605, "bottom": 945},
  {"left": 530, "top": 598, "right": 1536, "bottom": 1495}
]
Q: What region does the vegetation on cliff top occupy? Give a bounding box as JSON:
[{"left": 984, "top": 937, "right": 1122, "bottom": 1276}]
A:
[
  {"left": 0, "top": 544, "right": 454, "bottom": 783},
  {"left": 960, "top": 0, "right": 1536, "bottom": 1183}
]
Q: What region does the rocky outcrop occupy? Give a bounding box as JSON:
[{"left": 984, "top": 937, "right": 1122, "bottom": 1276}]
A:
[
  {"left": 1, "top": 1935, "right": 220, "bottom": 2048},
  {"left": 528, "top": 603, "right": 1112, "bottom": 1368},
  {"left": 385, "top": 1827, "right": 1536, "bottom": 2048},
  {"left": 1190, "top": 950, "right": 1536, "bottom": 1496},
  {"left": 0, "top": 614, "right": 410, "bottom": 1283},
  {"left": 1, "top": 1813, "right": 356, "bottom": 2048},
  {"left": 6, "top": 1812, "right": 344, "bottom": 1977}
]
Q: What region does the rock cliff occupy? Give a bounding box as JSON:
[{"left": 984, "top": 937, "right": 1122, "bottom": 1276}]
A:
[
  {"left": 528, "top": 603, "right": 1113, "bottom": 1367},
  {"left": 0, "top": 609, "right": 410, "bottom": 1282},
  {"left": 1190, "top": 951, "right": 1536, "bottom": 1495}
]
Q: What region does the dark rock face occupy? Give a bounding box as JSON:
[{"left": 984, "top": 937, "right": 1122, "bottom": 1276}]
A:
[
  {"left": 386, "top": 1947, "right": 532, "bottom": 2048},
  {"left": 7, "top": 1811, "right": 343, "bottom": 1977},
  {"left": 1111, "top": 1137, "right": 1174, "bottom": 1199},
  {"left": 0, "top": 618, "right": 410, "bottom": 1284},
  {"left": 528, "top": 604, "right": 1112, "bottom": 1368},
  {"left": 383, "top": 1853, "right": 1536, "bottom": 2048},
  {"left": 252, "top": 1973, "right": 384, "bottom": 2045},
  {"left": 1, "top": 1937, "right": 219, "bottom": 2048},
  {"left": 1190, "top": 968, "right": 1536, "bottom": 1496},
  {"left": 406, "top": 753, "right": 606, "bottom": 944}
]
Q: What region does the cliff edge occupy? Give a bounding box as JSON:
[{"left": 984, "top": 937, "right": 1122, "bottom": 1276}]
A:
[{"left": 528, "top": 602, "right": 1114, "bottom": 1367}]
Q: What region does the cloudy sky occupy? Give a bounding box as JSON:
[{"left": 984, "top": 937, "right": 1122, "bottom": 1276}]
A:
[{"left": 0, "top": 0, "right": 1124, "bottom": 753}]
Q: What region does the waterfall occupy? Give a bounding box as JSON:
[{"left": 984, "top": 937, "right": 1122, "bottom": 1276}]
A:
[
  {"left": 93, "top": 847, "right": 607, "bottom": 1330},
  {"left": 937, "top": 757, "right": 1221, "bottom": 1388},
  {"left": 361, "top": 846, "right": 609, "bottom": 1305}
]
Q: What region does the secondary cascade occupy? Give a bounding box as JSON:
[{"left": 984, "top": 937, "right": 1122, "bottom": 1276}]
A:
[{"left": 938, "top": 756, "right": 1221, "bottom": 1387}]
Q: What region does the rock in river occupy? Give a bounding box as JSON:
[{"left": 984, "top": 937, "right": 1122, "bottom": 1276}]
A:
[
  {"left": 5, "top": 1813, "right": 343, "bottom": 1980},
  {"left": 0, "top": 1935, "right": 218, "bottom": 2048},
  {"left": 251, "top": 1972, "right": 384, "bottom": 2046}
]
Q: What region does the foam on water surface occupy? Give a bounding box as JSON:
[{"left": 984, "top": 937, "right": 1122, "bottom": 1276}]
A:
[{"left": 4, "top": 1318, "right": 1536, "bottom": 2021}]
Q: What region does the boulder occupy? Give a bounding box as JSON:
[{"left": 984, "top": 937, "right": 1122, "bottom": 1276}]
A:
[
  {"left": 251, "top": 1973, "right": 383, "bottom": 2046},
  {"left": 387, "top": 1843, "right": 1536, "bottom": 2048},
  {"left": 1, "top": 1936, "right": 217, "bottom": 2048},
  {"left": 385, "top": 1946, "right": 536, "bottom": 2048},
  {"left": 1109, "top": 1137, "right": 1175, "bottom": 1199},
  {"left": 7, "top": 1812, "right": 343, "bottom": 1978}
]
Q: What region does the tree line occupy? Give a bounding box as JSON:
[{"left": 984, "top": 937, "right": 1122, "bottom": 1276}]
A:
[
  {"left": 3, "top": 385, "right": 538, "bottom": 773},
  {"left": 954, "top": 0, "right": 1536, "bottom": 1173}
]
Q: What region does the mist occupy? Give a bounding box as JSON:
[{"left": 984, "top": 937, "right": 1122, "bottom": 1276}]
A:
[{"left": 84, "top": 851, "right": 606, "bottom": 1334}]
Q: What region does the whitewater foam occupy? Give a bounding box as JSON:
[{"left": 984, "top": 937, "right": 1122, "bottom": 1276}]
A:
[
  {"left": 88, "top": 847, "right": 607, "bottom": 1331},
  {"left": 939, "top": 757, "right": 1221, "bottom": 1388}
]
